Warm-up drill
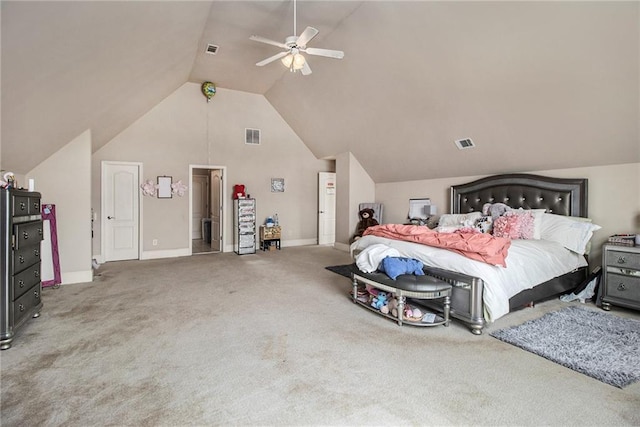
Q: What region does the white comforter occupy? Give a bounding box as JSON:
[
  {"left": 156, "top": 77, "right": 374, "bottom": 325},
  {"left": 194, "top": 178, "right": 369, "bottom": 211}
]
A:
[{"left": 350, "top": 235, "right": 587, "bottom": 322}]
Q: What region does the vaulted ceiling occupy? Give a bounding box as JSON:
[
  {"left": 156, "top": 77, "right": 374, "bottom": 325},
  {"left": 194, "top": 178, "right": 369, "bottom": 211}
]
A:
[{"left": 2, "top": 1, "right": 638, "bottom": 182}]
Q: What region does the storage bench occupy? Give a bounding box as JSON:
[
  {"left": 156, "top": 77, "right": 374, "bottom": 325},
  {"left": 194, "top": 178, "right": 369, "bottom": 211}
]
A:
[{"left": 351, "top": 268, "right": 452, "bottom": 327}]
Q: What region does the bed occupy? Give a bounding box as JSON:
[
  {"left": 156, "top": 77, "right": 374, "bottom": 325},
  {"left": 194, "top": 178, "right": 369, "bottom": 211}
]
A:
[{"left": 351, "top": 173, "right": 593, "bottom": 334}]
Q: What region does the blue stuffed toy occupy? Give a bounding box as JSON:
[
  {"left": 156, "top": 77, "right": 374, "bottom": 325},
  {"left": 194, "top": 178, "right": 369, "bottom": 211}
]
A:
[
  {"left": 379, "top": 257, "right": 425, "bottom": 280},
  {"left": 371, "top": 291, "right": 388, "bottom": 310}
]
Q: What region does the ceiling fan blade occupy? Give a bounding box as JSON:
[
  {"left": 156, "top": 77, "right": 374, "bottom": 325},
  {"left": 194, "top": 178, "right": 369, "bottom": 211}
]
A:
[
  {"left": 305, "top": 47, "right": 344, "bottom": 60},
  {"left": 301, "top": 61, "right": 312, "bottom": 76},
  {"left": 296, "top": 26, "right": 319, "bottom": 48},
  {"left": 256, "top": 51, "right": 289, "bottom": 67},
  {"left": 250, "top": 35, "right": 287, "bottom": 49}
]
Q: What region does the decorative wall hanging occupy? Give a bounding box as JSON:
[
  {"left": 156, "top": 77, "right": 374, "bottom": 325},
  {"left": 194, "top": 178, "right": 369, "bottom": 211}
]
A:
[
  {"left": 41, "top": 204, "right": 61, "bottom": 288},
  {"left": 201, "top": 81, "right": 217, "bottom": 102},
  {"left": 271, "top": 178, "right": 285, "bottom": 193},
  {"left": 140, "top": 180, "right": 156, "bottom": 196},
  {"left": 157, "top": 176, "right": 172, "bottom": 199},
  {"left": 171, "top": 180, "right": 188, "bottom": 197}
]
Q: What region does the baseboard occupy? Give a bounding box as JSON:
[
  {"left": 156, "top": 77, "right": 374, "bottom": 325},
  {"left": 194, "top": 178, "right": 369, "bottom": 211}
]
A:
[
  {"left": 140, "top": 248, "right": 191, "bottom": 260},
  {"left": 334, "top": 242, "right": 350, "bottom": 252},
  {"left": 61, "top": 270, "right": 94, "bottom": 285}
]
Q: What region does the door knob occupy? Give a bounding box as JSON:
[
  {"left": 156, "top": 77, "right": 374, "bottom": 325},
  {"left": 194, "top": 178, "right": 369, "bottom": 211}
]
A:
[{"left": 107, "top": 216, "right": 115, "bottom": 220}]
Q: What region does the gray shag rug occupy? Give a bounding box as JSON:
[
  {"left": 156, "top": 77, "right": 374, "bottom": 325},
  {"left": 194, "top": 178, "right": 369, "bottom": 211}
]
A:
[
  {"left": 491, "top": 305, "right": 640, "bottom": 388},
  {"left": 490, "top": 306, "right": 640, "bottom": 388}
]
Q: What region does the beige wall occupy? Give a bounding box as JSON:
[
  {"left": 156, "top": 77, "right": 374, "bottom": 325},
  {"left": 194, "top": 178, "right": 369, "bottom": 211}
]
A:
[
  {"left": 376, "top": 162, "right": 640, "bottom": 267},
  {"left": 92, "top": 83, "right": 333, "bottom": 258},
  {"left": 334, "top": 152, "right": 375, "bottom": 248},
  {"left": 26, "top": 130, "right": 93, "bottom": 284}
]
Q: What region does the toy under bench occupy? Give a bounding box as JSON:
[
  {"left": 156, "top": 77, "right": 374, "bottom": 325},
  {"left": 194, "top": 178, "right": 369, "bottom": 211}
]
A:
[{"left": 351, "top": 268, "right": 452, "bottom": 327}]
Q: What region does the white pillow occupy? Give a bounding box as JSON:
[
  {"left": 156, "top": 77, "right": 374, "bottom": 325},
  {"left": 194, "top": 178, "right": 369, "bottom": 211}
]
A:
[
  {"left": 539, "top": 214, "right": 601, "bottom": 255},
  {"left": 437, "top": 212, "right": 482, "bottom": 228}
]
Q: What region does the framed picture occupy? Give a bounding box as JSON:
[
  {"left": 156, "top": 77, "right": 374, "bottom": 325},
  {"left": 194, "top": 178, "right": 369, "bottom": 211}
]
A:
[
  {"left": 271, "top": 178, "right": 285, "bottom": 193},
  {"left": 157, "top": 176, "right": 172, "bottom": 198}
]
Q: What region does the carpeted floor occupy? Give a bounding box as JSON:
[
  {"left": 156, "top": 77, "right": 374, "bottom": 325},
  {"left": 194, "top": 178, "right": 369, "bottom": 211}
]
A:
[
  {"left": 490, "top": 305, "right": 640, "bottom": 388},
  {"left": 2, "top": 246, "right": 640, "bottom": 426}
]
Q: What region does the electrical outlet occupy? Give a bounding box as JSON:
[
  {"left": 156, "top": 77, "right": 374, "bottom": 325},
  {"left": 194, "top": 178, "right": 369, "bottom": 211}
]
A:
[{"left": 152, "top": 239, "right": 158, "bottom": 246}]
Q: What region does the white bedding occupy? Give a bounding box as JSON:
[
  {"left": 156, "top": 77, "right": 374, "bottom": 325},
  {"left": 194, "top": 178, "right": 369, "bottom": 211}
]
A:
[{"left": 350, "top": 235, "right": 587, "bottom": 322}]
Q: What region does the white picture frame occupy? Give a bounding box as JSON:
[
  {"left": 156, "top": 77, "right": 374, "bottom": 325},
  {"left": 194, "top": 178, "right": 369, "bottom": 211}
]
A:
[
  {"left": 157, "top": 176, "right": 172, "bottom": 199},
  {"left": 271, "top": 178, "right": 284, "bottom": 193}
]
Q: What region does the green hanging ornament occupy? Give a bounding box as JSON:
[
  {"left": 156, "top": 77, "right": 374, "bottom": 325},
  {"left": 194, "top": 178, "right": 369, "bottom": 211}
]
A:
[{"left": 201, "top": 82, "right": 216, "bottom": 102}]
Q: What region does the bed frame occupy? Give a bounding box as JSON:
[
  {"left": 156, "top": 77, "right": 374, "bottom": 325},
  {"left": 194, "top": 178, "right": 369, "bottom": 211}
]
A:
[{"left": 423, "top": 173, "right": 589, "bottom": 335}]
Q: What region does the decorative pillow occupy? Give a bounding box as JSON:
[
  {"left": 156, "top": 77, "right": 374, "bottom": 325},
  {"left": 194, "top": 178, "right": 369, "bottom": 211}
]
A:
[
  {"left": 539, "top": 214, "right": 601, "bottom": 255},
  {"left": 507, "top": 208, "right": 546, "bottom": 239},
  {"left": 492, "top": 211, "right": 535, "bottom": 239},
  {"left": 474, "top": 215, "right": 493, "bottom": 233}
]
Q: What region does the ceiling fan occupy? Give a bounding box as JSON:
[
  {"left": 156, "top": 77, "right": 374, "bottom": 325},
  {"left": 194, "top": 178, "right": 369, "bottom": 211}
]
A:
[{"left": 250, "top": 0, "right": 344, "bottom": 76}]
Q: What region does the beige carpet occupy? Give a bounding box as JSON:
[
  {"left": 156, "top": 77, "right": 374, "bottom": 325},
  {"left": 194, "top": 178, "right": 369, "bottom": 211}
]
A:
[{"left": 1, "top": 245, "right": 639, "bottom": 426}]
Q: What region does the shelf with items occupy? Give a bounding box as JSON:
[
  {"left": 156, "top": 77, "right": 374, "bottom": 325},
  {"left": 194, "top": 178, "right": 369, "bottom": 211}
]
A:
[{"left": 259, "top": 225, "right": 281, "bottom": 251}]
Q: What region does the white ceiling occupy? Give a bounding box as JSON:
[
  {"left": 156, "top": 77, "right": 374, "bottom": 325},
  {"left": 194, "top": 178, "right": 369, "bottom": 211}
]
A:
[{"left": 2, "top": 1, "right": 638, "bottom": 182}]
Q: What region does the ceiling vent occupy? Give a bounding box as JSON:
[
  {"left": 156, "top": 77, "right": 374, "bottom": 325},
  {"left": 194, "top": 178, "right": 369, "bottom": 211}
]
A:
[
  {"left": 245, "top": 128, "right": 261, "bottom": 145},
  {"left": 455, "top": 138, "right": 475, "bottom": 150},
  {"left": 206, "top": 44, "right": 219, "bottom": 55}
]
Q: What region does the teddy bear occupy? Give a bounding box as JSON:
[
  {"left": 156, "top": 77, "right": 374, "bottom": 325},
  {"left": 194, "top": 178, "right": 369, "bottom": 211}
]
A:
[
  {"left": 233, "top": 184, "right": 246, "bottom": 199},
  {"left": 352, "top": 208, "right": 379, "bottom": 241},
  {"left": 482, "top": 202, "right": 511, "bottom": 221}
]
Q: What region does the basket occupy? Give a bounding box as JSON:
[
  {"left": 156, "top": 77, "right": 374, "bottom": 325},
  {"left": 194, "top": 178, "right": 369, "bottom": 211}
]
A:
[{"left": 607, "top": 234, "right": 636, "bottom": 246}]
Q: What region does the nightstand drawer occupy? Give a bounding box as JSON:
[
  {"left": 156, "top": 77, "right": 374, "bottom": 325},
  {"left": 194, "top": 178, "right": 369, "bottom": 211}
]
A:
[
  {"left": 605, "top": 273, "right": 640, "bottom": 302},
  {"left": 606, "top": 249, "right": 640, "bottom": 270}
]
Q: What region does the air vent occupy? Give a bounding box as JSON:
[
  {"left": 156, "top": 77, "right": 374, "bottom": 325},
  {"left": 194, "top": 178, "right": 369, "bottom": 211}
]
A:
[
  {"left": 455, "top": 138, "right": 475, "bottom": 149},
  {"left": 206, "top": 44, "right": 219, "bottom": 55},
  {"left": 245, "top": 128, "right": 261, "bottom": 145}
]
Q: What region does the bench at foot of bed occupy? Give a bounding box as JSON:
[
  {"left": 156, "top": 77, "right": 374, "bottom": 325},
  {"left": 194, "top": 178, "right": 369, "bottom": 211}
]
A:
[{"left": 351, "top": 270, "right": 452, "bottom": 327}]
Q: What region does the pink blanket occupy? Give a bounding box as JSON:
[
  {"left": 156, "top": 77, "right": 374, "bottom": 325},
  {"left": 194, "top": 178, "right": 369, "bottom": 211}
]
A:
[{"left": 363, "top": 224, "right": 511, "bottom": 267}]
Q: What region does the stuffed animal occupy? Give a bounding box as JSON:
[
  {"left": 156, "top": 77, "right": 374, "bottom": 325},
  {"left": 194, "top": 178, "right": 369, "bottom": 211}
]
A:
[
  {"left": 482, "top": 202, "right": 511, "bottom": 221},
  {"left": 387, "top": 295, "right": 400, "bottom": 317},
  {"left": 353, "top": 208, "right": 379, "bottom": 241},
  {"left": 371, "top": 291, "right": 388, "bottom": 310},
  {"left": 233, "top": 184, "right": 246, "bottom": 199}
]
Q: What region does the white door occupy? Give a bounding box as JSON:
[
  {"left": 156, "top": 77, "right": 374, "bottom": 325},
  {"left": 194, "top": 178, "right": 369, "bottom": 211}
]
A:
[
  {"left": 318, "top": 172, "right": 336, "bottom": 245},
  {"left": 192, "top": 175, "right": 209, "bottom": 239},
  {"left": 102, "top": 162, "right": 140, "bottom": 261},
  {"left": 210, "top": 170, "right": 223, "bottom": 252}
]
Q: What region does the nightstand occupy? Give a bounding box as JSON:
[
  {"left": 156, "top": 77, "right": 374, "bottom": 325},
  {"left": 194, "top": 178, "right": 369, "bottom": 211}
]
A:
[{"left": 601, "top": 244, "right": 640, "bottom": 312}]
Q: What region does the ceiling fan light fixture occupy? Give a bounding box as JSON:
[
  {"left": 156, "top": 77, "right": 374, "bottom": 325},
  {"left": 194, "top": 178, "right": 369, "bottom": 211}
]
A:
[
  {"left": 281, "top": 54, "right": 294, "bottom": 68},
  {"left": 292, "top": 53, "right": 306, "bottom": 70}
]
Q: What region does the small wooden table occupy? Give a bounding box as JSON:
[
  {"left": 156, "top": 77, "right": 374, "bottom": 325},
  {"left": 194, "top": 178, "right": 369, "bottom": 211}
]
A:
[{"left": 259, "top": 225, "right": 281, "bottom": 251}]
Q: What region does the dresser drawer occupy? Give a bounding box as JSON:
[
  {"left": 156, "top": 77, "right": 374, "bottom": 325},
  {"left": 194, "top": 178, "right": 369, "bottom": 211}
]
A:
[
  {"left": 13, "top": 221, "right": 43, "bottom": 249},
  {"left": 605, "top": 273, "right": 640, "bottom": 302},
  {"left": 12, "top": 264, "right": 40, "bottom": 300},
  {"left": 12, "top": 196, "right": 30, "bottom": 216},
  {"left": 13, "top": 245, "right": 41, "bottom": 274},
  {"left": 606, "top": 250, "right": 640, "bottom": 270},
  {"left": 13, "top": 285, "right": 41, "bottom": 328}
]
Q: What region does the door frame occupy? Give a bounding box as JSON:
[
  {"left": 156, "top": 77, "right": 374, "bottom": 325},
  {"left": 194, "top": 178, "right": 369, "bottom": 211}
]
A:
[
  {"left": 100, "top": 160, "right": 143, "bottom": 262},
  {"left": 189, "top": 164, "right": 226, "bottom": 254}
]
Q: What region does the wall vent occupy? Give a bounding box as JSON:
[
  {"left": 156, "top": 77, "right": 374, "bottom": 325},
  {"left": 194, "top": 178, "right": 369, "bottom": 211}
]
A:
[
  {"left": 245, "top": 128, "right": 261, "bottom": 145},
  {"left": 206, "top": 44, "right": 219, "bottom": 55},
  {"left": 455, "top": 138, "right": 475, "bottom": 149}
]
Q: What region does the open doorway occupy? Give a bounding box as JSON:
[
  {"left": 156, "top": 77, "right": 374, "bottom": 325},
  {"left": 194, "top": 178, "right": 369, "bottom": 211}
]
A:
[{"left": 190, "top": 165, "right": 225, "bottom": 254}]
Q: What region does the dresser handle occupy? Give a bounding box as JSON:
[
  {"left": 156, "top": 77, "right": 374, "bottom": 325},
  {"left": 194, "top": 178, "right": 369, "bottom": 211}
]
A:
[
  {"left": 33, "top": 202, "right": 40, "bottom": 210},
  {"left": 34, "top": 249, "right": 39, "bottom": 257},
  {"left": 617, "top": 283, "right": 626, "bottom": 291},
  {"left": 38, "top": 228, "right": 43, "bottom": 236},
  {"left": 34, "top": 290, "right": 39, "bottom": 298},
  {"left": 19, "top": 255, "right": 24, "bottom": 263},
  {"left": 23, "top": 231, "right": 29, "bottom": 239},
  {"left": 18, "top": 280, "right": 24, "bottom": 288},
  {"left": 19, "top": 202, "right": 26, "bottom": 211},
  {"left": 34, "top": 271, "right": 39, "bottom": 278},
  {"left": 616, "top": 256, "right": 626, "bottom": 264},
  {"left": 18, "top": 304, "right": 25, "bottom": 312}
]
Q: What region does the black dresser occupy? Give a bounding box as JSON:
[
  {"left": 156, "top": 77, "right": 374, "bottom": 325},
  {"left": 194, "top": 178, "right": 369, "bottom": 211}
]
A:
[{"left": 1, "top": 188, "right": 43, "bottom": 350}]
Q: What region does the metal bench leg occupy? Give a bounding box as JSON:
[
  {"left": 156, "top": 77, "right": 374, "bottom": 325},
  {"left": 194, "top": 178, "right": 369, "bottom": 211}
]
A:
[{"left": 443, "top": 295, "right": 450, "bottom": 327}]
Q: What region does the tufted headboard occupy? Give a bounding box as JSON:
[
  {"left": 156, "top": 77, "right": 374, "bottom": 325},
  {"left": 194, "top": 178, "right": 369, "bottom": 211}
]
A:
[{"left": 451, "top": 174, "right": 588, "bottom": 217}]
